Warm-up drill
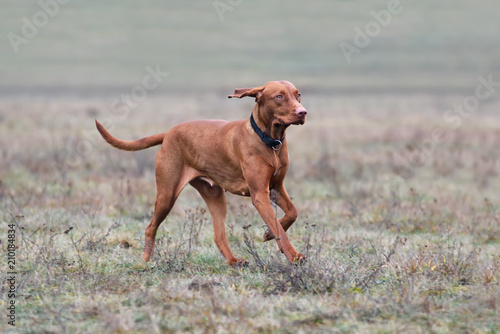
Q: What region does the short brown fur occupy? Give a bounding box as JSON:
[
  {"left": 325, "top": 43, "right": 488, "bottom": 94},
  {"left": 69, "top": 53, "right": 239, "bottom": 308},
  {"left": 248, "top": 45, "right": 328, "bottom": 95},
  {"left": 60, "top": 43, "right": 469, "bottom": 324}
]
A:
[{"left": 96, "top": 81, "right": 307, "bottom": 266}]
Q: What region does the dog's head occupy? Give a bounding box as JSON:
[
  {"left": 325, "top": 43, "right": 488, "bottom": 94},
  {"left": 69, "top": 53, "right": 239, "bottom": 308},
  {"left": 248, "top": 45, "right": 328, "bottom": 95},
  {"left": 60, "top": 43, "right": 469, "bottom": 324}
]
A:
[{"left": 228, "top": 81, "right": 307, "bottom": 126}]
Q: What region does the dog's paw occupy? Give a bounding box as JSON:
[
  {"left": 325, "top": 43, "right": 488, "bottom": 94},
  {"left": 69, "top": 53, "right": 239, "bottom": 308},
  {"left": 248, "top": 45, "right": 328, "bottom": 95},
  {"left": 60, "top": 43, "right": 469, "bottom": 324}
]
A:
[
  {"left": 292, "top": 253, "right": 306, "bottom": 266},
  {"left": 231, "top": 258, "right": 249, "bottom": 268},
  {"left": 142, "top": 244, "right": 155, "bottom": 262},
  {"left": 263, "top": 229, "right": 275, "bottom": 242},
  {"left": 142, "top": 251, "right": 152, "bottom": 262}
]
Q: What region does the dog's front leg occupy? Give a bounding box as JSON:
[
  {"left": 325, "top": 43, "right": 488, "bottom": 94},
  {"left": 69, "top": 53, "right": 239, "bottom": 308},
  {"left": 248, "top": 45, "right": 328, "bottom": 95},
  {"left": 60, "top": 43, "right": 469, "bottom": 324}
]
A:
[
  {"left": 245, "top": 167, "right": 304, "bottom": 263},
  {"left": 251, "top": 191, "right": 303, "bottom": 263},
  {"left": 263, "top": 184, "right": 298, "bottom": 242}
]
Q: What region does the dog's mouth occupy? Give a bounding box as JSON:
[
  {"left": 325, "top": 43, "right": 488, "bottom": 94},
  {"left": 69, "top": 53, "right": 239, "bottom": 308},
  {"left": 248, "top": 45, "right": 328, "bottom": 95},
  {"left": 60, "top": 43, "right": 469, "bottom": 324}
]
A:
[
  {"left": 274, "top": 115, "right": 306, "bottom": 127},
  {"left": 292, "top": 115, "right": 306, "bottom": 125}
]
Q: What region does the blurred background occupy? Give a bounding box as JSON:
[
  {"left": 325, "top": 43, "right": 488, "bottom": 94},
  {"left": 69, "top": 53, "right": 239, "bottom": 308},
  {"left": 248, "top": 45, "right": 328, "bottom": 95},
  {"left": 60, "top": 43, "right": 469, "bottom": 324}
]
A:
[
  {"left": 0, "top": 0, "right": 499, "bottom": 203},
  {"left": 1, "top": 0, "right": 499, "bottom": 96}
]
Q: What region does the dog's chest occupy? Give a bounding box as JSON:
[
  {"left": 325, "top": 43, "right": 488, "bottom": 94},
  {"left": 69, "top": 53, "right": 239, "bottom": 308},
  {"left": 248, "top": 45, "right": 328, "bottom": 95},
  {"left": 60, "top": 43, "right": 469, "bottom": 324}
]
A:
[{"left": 270, "top": 151, "right": 289, "bottom": 180}]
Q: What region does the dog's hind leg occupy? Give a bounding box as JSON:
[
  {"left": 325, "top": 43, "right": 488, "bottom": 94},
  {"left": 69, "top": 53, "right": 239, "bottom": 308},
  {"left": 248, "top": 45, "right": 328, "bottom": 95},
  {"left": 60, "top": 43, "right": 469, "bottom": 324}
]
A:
[
  {"left": 190, "top": 178, "right": 247, "bottom": 267},
  {"left": 142, "top": 149, "right": 194, "bottom": 262}
]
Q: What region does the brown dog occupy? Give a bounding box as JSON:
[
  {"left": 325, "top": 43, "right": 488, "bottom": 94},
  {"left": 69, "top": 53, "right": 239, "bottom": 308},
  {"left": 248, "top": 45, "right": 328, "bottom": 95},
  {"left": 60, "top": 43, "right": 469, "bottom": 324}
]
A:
[{"left": 96, "top": 81, "right": 307, "bottom": 266}]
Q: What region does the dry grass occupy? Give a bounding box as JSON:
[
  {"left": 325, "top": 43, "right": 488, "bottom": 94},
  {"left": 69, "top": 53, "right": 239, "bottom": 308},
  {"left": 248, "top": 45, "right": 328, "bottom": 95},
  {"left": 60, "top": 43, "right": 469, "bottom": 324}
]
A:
[{"left": 0, "top": 94, "right": 499, "bottom": 333}]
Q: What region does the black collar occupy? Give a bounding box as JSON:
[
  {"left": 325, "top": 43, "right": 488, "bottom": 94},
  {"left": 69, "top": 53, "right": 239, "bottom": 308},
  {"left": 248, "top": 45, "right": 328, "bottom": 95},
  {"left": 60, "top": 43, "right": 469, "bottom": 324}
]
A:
[{"left": 250, "top": 114, "right": 285, "bottom": 150}]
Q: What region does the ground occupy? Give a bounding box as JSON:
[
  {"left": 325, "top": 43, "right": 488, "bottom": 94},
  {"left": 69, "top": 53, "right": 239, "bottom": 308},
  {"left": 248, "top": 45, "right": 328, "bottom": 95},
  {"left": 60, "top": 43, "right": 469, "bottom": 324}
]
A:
[{"left": 0, "top": 94, "right": 498, "bottom": 333}]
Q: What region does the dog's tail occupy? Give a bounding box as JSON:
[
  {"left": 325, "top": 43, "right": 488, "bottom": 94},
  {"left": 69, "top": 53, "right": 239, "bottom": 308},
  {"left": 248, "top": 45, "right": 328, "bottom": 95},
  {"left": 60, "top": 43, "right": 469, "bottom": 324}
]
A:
[{"left": 95, "top": 120, "right": 166, "bottom": 151}]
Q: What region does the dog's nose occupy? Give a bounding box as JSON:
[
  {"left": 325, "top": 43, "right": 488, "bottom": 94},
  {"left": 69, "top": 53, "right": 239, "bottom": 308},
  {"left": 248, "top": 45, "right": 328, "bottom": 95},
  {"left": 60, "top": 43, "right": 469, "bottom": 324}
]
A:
[{"left": 296, "top": 107, "right": 307, "bottom": 117}]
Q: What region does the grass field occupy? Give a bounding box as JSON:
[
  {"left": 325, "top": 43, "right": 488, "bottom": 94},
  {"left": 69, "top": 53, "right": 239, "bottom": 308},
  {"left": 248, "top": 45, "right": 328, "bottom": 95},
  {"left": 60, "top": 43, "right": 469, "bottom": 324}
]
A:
[
  {"left": 1, "top": 94, "right": 499, "bottom": 333},
  {"left": 1, "top": 1, "right": 500, "bottom": 333}
]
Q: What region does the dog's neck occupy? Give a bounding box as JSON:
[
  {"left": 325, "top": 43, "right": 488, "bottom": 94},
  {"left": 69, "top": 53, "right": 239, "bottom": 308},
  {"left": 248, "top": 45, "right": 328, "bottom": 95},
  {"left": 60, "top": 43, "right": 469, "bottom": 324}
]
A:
[{"left": 252, "top": 105, "right": 289, "bottom": 143}]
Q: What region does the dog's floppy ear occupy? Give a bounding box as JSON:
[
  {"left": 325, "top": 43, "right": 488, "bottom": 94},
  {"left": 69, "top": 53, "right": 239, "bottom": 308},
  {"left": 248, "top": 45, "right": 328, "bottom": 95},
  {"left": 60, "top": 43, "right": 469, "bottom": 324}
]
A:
[{"left": 228, "top": 86, "right": 265, "bottom": 102}]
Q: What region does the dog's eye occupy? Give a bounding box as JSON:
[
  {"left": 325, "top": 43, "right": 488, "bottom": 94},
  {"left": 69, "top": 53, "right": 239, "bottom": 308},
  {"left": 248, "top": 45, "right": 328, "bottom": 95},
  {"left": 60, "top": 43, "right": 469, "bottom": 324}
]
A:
[
  {"left": 297, "top": 93, "right": 301, "bottom": 99},
  {"left": 276, "top": 94, "right": 284, "bottom": 100}
]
